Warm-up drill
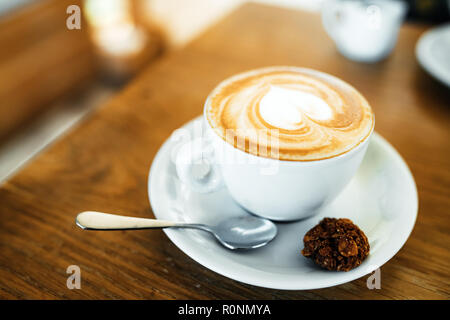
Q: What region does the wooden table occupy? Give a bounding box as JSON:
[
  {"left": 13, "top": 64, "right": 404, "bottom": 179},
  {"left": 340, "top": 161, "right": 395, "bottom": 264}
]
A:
[{"left": 0, "top": 3, "right": 448, "bottom": 299}]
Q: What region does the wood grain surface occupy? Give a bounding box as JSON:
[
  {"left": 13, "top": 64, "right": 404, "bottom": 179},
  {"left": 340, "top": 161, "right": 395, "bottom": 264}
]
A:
[{"left": 0, "top": 3, "right": 448, "bottom": 299}]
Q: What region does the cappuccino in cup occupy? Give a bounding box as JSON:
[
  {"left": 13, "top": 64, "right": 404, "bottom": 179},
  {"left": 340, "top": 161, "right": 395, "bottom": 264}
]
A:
[
  {"left": 176, "top": 66, "right": 374, "bottom": 220},
  {"left": 206, "top": 67, "right": 374, "bottom": 161}
]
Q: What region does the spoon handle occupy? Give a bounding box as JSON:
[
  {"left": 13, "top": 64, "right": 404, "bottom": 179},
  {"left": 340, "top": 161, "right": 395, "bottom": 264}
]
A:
[{"left": 76, "top": 211, "right": 182, "bottom": 230}]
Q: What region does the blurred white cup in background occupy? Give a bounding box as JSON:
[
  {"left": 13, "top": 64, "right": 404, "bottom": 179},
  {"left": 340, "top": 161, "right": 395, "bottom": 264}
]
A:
[{"left": 322, "top": 0, "right": 408, "bottom": 63}]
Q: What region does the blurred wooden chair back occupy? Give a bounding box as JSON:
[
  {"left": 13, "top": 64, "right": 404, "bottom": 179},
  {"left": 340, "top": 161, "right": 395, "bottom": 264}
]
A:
[{"left": 0, "top": 0, "right": 96, "bottom": 142}]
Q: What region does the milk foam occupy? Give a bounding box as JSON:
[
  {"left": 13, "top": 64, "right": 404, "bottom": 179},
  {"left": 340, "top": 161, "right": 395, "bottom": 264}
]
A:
[
  {"left": 206, "top": 67, "right": 374, "bottom": 161},
  {"left": 259, "top": 86, "right": 333, "bottom": 130}
]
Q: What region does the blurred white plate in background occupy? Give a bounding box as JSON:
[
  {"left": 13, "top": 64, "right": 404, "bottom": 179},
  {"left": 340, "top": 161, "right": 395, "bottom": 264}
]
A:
[{"left": 416, "top": 23, "right": 450, "bottom": 87}]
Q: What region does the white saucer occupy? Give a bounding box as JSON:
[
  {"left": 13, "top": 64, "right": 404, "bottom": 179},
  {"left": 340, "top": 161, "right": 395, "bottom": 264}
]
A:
[
  {"left": 148, "top": 117, "right": 418, "bottom": 290},
  {"left": 416, "top": 23, "right": 450, "bottom": 87}
]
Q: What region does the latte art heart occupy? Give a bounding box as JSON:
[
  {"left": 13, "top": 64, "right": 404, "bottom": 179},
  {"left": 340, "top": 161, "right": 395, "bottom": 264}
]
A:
[
  {"left": 206, "top": 67, "right": 374, "bottom": 161},
  {"left": 259, "top": 85, "right": 333, "bottom": 130}
]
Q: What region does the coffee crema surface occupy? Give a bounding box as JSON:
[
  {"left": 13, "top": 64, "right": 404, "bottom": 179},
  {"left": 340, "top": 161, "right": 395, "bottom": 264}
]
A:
[{"left": 205, "top": 67, "right": 374, "bottom": 161}]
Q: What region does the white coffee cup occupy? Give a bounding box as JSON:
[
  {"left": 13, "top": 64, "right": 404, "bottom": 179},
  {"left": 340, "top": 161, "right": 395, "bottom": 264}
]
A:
[
  {"left": 174, "top": 99, "right": 374, "bottom": 222},
  {"left": 322, "top": 0, "right": 407, "bottom": 63}
]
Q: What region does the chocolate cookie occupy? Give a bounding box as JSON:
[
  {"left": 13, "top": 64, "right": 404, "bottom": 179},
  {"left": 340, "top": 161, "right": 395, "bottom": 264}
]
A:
[{"left": 301, "top": 218, "right": 370, "bottom": 271}]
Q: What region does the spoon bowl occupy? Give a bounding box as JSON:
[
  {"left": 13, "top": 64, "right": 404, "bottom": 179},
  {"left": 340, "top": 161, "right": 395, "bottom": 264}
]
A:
[{"left": 211, "top": 216, "right": 277, "bottom": 249}]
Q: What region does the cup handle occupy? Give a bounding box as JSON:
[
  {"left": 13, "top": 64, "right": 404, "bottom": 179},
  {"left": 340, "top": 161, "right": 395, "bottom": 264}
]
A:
[
  {"left": 175, "top": 137, "right": 223, "bottom": 193},
  {"left": 321, "top": 0, "right": 342, "bottom": 41}
]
